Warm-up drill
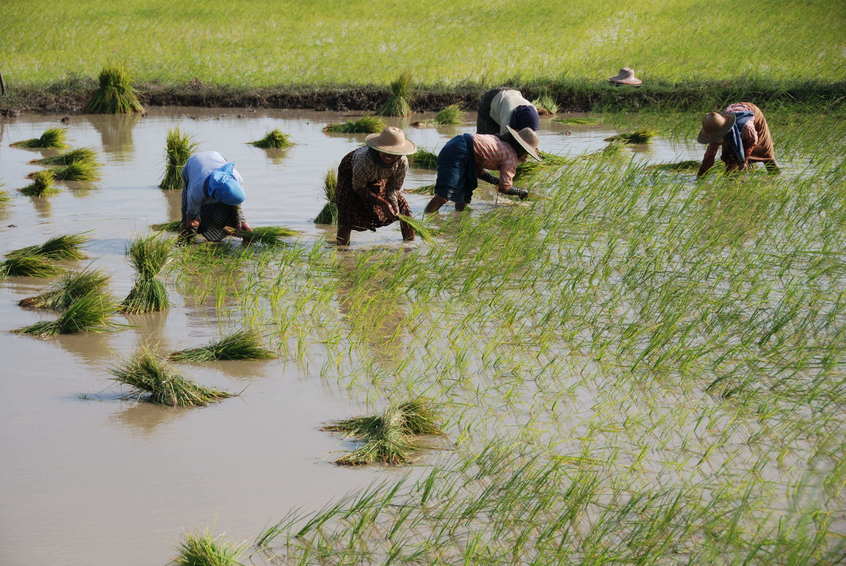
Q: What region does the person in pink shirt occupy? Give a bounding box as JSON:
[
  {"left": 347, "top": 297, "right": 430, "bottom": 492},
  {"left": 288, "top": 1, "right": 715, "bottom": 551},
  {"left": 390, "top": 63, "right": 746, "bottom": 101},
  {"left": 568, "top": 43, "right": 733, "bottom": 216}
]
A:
[
  {"left": 424, "top": 126, "right": 541, "bottom": 213},
  {"left": 697, "top": 102, "right": 779, "bottom": 176}
]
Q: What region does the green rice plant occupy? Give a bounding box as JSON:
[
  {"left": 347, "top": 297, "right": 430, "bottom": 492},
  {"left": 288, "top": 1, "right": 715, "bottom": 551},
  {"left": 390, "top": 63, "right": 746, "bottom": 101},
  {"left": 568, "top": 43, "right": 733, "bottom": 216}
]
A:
[
  {"left": 151, "top": 220, "right": 182, "bottom": 232},
  {"left": 238, "top": 226, "right": 299, "bottom": 245},
  {"left": 160, "top": 128, "right": 197, "bottom": 190},
  {"left": 514, "top": 151, "right": 570, "bottom": 180},
  {"left": 48, "top": 160, "right": 100, "bottom": 182},
  {"left": 19, "top": 267, "right": 110, "bottom": 310},
  {"left": 409, "top": 148, "right": 438, "bottom": 169},
  {"left": 314, "top": 169, "right": 338, "bottom": 224},
  {"left": 603, "top": 129, "right": 658, "bottom": 144},
  {"left": 6, "top": 233, "right": 89, "bottom": 261},
  {"left": 85, "top": 66, "right": 144, "bottom": 113},
  {"left": 646, "top": 160, "right": 701, "bottom": 172},
  {"left": 397, "top": 214, "right": 435, "bottom": 243},
  {"left": 553, "top": 116, "right": 602, "bottom": 126},
  {"left": 31, "top": 147, "right": 98, "bottom": 166},
  {"left": 111, "top": 347, "right": 233, "bottom": 407},
  {"left": 0, "top": 254, "right": 62, "bottom": 278},
  {"left": 532, "top": 92, "right": 558, "bottom": 115},
  {"left": 175, "top": 533, "right": 244, "bottom": 566},
  {"left": 14, "top": 290, "right": 117, "bottom": 336},
  {"left": 120, "top": 234, "right": 172, "bottom": 314},
  {"left": 407, "top": 183, "right": 435, "bottom": 194},
  {"left": 10, "top": 128, "right": 67, "bottom": 149},
  {"left": 19, "top": 170, "right": 59, "bottom": 197},
  {"left": 324, "top": 116, "right": 385, "bottom": 134},
  {"left": 379, "top": 71, "right": 412, "bottom": 117},
  {"left": 249, "top": 129, "right": 292, "bottom": 149},
  {"left": 434, "top": 104, "right": 462, "bottom": 125},
  {"left": 169, "top": 329, "right": 275, "bottom": 362}
]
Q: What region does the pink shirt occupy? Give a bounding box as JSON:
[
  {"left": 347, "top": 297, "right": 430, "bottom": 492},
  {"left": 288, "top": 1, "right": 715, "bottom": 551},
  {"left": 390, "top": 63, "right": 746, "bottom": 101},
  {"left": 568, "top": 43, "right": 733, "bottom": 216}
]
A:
[
  {"left": 472, "top": 134, "right": 520, "bottom": 190},
  {"left": 703, "top": 103, "right": 759, "bottom": 165}
]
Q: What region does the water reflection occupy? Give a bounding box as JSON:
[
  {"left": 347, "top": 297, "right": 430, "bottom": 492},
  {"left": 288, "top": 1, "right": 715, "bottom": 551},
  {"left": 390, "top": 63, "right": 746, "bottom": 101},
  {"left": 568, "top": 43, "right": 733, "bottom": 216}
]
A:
[
  {"left": 112, "top": 401, "right": 186, "bottom": 435},
  {"left": 30, "top": 195, "right": 52, "bottom": 218},
  {"left": 54, "top": 329, "right": 117, "bottom": 365},
  {"left": 86, "top": 113, "right": 141, "bottom": 161},
  {"left": 161, "top": 188, "right": 183, "bottom": 223},
  {"left": 261, "top": 147, "right": 290, "bottom": 165}
]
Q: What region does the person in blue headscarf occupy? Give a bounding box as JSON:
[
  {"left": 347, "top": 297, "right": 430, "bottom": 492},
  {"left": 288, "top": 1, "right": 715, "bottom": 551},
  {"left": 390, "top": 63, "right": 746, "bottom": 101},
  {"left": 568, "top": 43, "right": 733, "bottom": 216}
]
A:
[{"left": 181, "top": 151, "right": 252, "bottom": 241}]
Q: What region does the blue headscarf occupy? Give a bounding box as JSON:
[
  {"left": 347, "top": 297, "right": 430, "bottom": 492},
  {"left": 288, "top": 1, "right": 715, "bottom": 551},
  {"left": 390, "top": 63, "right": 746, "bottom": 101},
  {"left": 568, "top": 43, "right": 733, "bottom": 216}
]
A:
[
  {"left": 207, "top": 162, "right": 245, "bottom": 205},
  {"left": 723, "top": 111, "right": 755, "bottom": 164}
]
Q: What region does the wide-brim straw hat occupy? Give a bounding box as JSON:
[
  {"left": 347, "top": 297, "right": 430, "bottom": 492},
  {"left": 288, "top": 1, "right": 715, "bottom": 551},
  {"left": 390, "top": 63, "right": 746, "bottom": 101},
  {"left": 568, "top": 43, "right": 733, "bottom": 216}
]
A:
[
  {"left": 506, "top": 126, "right": 541, "bottom": 161},
  {"left": 365, "top": 126, "right": 417, "bottom": 156},
  {"left": 697, "top": 111, "right": 736, "bottom": 144},
  {"left": 608, "top": 67, "right": 642, "bottom": 86}
]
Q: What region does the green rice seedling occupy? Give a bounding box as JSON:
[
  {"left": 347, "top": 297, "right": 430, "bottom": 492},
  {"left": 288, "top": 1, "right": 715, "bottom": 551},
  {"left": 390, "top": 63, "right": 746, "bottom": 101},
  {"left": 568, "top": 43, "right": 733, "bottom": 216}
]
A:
[
  {"left": 0, "top": 254, "right": 61, "bottom": 278},
  {"left": 85, "top": 66, "right": 144, "bottom": 113},
  {"left": 151, "top": 220, "right": 182, "bottom": 232},
  {"left": 6, "top": 233, "right": 89, "bottom": 261},
  {"left": 407, "top": 183, "right": 435, "bottom": 194},
  {"left": 553, "top": 116, "right": 602, "bottom": 126},
  {"left": 160, "top": 128, "right": 197, "bottom": 190},
  {"left": 646, "top": 160, "right": 702, "bottom": 172},
  {"left": 314, "top": 169, "right": 338, "bottom": 224},
  {"left": 379, "top": 71, "right": 412, "bottom": 117},
  {"left": 409, "top": 148, "right": 438, "bottom": 169},
  {"left": 31, "top": 147, "right": 98, "bottom": 166},
  {"left": 19, "top": 268, "right": 110, "bottom": 310},
  {"left": 249, "top": 129, "right": 292, "bottom": 149},
  {"left": 603, "top": 129, "right": 658, "bottom": 144},
  {"left": 434, "top": 104, "right": 462, "bottom": 125},
  {"left": 48, "top": 160, "right": 100, "bottom": 182},
  {"left": 120, "top": 234, "right": 171, "bottom": 314},
  {"left": 121, "top": 277, "right": 169, "bottom": 314},
  {"left": 19, "top": 170, "right": 59, "bottom": 197},
  {"left": 397, "top": 214, "right": 435, "bottom": 243},
  {"left": 532, "top": 92, "right": 558, "bottom": 115},
  {"left": 111, "top": 347, "right": 233, "bottom": 407},
  {"left": 10, "top": 128, "right": 68, "bottom": 149},
  {"left": 324, "top": 116, "right": 385, "bottom": 134},
  {"left": 238, "top": 226, "right": 299, "bottom": 245},
  {"left": 514, "top": 151, "right": 570, "bottom": 180},
  {"left": 14, "top": 290, "right": 117, "bottom": 336},
  {"left": 175, "top": 533, "right": 244, "bottom": 566},
  {"left": 169, "top": 329, "right": 275, "bottom": 362}
]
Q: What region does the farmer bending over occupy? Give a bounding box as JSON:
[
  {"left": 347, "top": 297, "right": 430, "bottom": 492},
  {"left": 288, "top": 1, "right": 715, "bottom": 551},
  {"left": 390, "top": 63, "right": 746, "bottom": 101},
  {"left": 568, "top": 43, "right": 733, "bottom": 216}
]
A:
[
  {"left": 476, "top": 87, "right": 540, "bottom": 135},
  {"left": 697, "top": 102, "right": 779, "bottom": 177},
  {"left": 181, "top": 151, "right": 251, "bottom": 241},
  {"left": 336, "top": 127, "right": 417, "bottom": 246},
  {"left": 424, "top": 126, "right": 540, "bottom": 213}
]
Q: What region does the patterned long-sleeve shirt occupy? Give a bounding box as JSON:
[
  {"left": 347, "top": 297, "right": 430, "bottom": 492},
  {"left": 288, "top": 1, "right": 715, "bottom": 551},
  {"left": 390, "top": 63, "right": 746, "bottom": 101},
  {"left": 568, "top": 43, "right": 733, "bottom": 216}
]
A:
[
  {"left": 702, "top": 103, "right": 760, "bottom": 166},
  {"left": 472, "top": 134, "right": 520, "bottom": 190},
  {"left": 350, "top": 146, "right": 408, "bottom": 209}
]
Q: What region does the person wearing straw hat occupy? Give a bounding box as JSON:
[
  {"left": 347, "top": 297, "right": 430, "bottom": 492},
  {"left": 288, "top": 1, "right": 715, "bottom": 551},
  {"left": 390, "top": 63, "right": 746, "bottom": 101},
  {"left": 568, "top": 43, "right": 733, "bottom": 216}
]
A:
[
  {"left": 696, "top": 102, "right": 779, "bottom": 177},
  {"left": 476, "top": 87, "right": 541, "bottom": 135},
  {"left": 608, "top": 67, "right": 642, "bottom": 86},
  {"left": 181, "top": 150, "right": 251, "bottom": 242},
  {"left": 424, "top": 126, "right": 540, "bottom": 214},
  {"left": 335, "top": 126, "right": 417, "bottom": 245}
]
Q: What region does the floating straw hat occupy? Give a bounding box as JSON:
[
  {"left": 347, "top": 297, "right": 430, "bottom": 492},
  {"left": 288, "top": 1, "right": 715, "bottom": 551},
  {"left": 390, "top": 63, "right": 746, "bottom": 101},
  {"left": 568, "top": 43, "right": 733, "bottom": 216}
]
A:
[
  {"left": 506, "top": 126, "right": 542, "bottom": 161},
  {"left": 608, "top": 67, "right": 642, "bottom": 86},
  {"left": 697, "top": 111, "right": 736, "bottom": 144},
  {"left": 365, "top": 127, "right": 417, "bottom": 156}
]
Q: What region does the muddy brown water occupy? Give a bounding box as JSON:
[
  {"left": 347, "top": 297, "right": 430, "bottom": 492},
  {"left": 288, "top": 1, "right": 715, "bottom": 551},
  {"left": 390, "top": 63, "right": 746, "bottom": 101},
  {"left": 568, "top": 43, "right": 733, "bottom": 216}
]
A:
[{"left": 0, "top": 109, "right": 705, "bottom": 566}]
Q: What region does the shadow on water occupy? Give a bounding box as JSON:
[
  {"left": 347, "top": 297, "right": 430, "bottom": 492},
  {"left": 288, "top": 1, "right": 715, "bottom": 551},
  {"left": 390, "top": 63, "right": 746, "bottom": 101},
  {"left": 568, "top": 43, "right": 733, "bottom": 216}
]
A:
[
  {"left": 160, "top": 188, "right": 183, "bottom": 222},
  {"left": 111, "top": 400, "right": 187, "bottom": 435},
  {"left": 85, "top": 113, "right": 141, "bottom": 161}
]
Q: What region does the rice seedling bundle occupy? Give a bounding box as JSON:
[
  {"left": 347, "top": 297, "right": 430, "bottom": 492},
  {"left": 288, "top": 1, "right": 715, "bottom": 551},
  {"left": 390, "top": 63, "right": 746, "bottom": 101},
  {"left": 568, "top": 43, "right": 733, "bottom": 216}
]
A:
[
  {"left": 532, "top": 92, "right": 558, "bottom": 115},
  {"left": 0, "top": 254, "right": 61, "bottom": 279},
  {"left": 151, "top": 220, "right": 183, "bottom": 232},
  {"left": 14, "top": 290, "right": 117, "bottom": 336},
  {"left": 31, "top": 147, "right": 98, "bottom": 166},
  {"left": 250, "top": 129, "right": 292, "bottom": 149},
  {"left": 121, "top": 235, "right": 171, "bottom": 314},
  {"left": 434, "top": 104, "right": 462, "bottom": 125},
  {"left": 6, "top": 233, "right": 89, "bottom": 261},
  {"left": 237, "top": 225, "right": 299, "bottom": 245},
  {"left": 175, "top": 533, "right": 243, "bottom": 566},
  {"left": 85, "top": 66, "right": 144, "bottom": 113},
  {"left": 48, "top": 160, "right": 100, "bottom": 182},
  {"left": 169, "top": 329, "right": 275, "bottom": 362},
  {"left": 10, "top": 128, "right": 67, "bottom": 149},
  {"left": 19, "top": 170, "right": 59, "bottom": 197},
  {"left": 314, "top": 169, "right": 338, "bottom": 224},
  {"left": 603, "top": 129, "right": 658, "bottom": 144},
  {"left": 396, "top": 214, "right": 435, "bottom": 243},
  {"left": 111, "top": 347, "right": 233, "bottom": 407},
  {"left": 407, "top": 184, "right": 435, "bottom": 194},
  {"left": 409, "top": 148, "right": 438, "bottom": 169},
  {"left": 514, "top": 151, "right": 570, "bottom": 180},
  {"left": 19, "top": 268, "right": 110, "bottom": 310},
  {"left": 159, "top": 128, "right": 197, "bottom": 190},
  {"left": 379, "top": 71, "right": 412, "bottom": 117},
  {"left": 646, "top": 160, "right": 701, "bottom": 172},
  {"left": 324, "top": 116, "right": 385, "bottom": 134}
]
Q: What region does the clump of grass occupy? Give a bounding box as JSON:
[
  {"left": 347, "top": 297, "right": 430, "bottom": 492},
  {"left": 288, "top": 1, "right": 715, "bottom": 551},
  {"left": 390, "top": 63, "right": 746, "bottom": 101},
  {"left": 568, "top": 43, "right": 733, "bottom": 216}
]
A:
[
  {"left": 324, "top": 116, "right": 385, "bottom": 134},
  {"left": 532, "top": 92, "right": 558, "bottom": 115},
  {"left": 10, "top": 128, "right": 68, "bottom": 149},
  {"left": 14, "top": 290, "right": 117, "bottom": 336},
  {"left": 85, "top": 66, "right": 144, "bottom": 113},
  {"left": 175, "top": 533, "right": 243, "bottom": 566},
  {"left": 111, "top": 347, "right": 233, "bottom": 407},
  {"left": 20, "top": 170, "right": 60, "bottom": 197},
  {"left": 160, "top": 128, "right": 197, "bottom": 190},
  {"left": 646, "top": 160, "right": 701, "bottom": 172},
  {"left": 48, "top": 161, "right": 100, "bottom": 182},
  {"left": 169, "top": 329, "right": 276, "bottom": 362},
  {"left": 31, "top": 147, "right": 98, "bottom": 166},
  {"left": 250, "top": 129, "right": 292, "bottom": 149},
  {"left": 407, "top": 184, "right": 435, "bottom": 194},
  {"left": 604, "top": 129, "right": 658, "bottom": 144},
  {"left": 151, "top": 220, "right": 182, "bottom": 232},
  {"left": 19, "top": 268, "right": 110, "bottom": 310},
  {"left": 397, "top": 214, "right": 435, "bottom": 243},
  {"left": 121, "top": 235, "right": 171, "bottom": 314},
  {"left": 7, "top": 233, "right": 89, "bottom": 261},
  {"left": 553, "top": 116, "right": 601, "bottom": 126},
  {"left": 0, "top": 254, "right": 62, "bottom": 278},
  {"left": 238, "top": 226, "right": 299, "bottom": 245},
  {"left": 514, "top": 151, "right": 570, "bottom": 180},
  {"left": 409, "top": 148, "right": 438, "bottom": 169},
  {"left": 314, "top": 169, "right": 338, "bottom": 224},
  {"left": 379, "top": 71, "right": 412, "bottom": 117},
  {"left": 434, "top": 104, "right": 462, "bottom": 125}
]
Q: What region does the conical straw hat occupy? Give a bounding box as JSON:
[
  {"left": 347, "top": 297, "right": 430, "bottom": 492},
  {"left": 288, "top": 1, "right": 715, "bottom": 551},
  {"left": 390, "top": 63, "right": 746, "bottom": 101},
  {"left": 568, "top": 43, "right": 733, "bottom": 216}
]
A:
[
  {"left": 697, "top": 112, "right": 736, "bottom": 144},
  {"left": 365, "top": 127, "right": 416, "bottom": 156},
  {"left": 506, "top": 126, "right": 541, "bottom": 161},
  {"left": 608, "top": 67, "right": 642, "bottom": 86}
]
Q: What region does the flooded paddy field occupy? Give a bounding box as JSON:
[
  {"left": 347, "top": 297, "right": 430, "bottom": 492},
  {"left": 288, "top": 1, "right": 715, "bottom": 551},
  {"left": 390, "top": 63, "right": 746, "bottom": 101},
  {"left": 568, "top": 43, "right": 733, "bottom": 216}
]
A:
[{"left": 1, "top": 109, "right": 844, "bottom": 565}]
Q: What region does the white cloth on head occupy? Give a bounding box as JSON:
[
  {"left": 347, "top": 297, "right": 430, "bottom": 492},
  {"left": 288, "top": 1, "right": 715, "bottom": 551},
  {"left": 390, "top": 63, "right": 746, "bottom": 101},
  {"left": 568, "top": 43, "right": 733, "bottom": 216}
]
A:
[
  {"left": 182, "top": 151, "right": 244, "bottom": 220},
  {"left": 489, "top": 89, "right": 533, "bottom": 134}
]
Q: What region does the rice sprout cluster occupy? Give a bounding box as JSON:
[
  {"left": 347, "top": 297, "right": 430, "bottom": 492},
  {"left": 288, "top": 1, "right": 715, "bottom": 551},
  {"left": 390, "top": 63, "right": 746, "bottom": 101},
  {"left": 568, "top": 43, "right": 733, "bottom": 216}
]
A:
[
  {"left": 250, "top": 129, "right": 292, "bottom": 149},
  {"left": 169, "top": 329, "right": 276, "bottom": 362},
  {"left": 121, "top": 235, "right": 171, "bottom": 313},
  {"left": 85, "top": 66, "right": 144, "bottom": 114},
  {"left": 160, "top": 128, "right": 197, "bottom": 190},
  {"left": 10, "top": 128, "right": 67, "bottom": 149}
]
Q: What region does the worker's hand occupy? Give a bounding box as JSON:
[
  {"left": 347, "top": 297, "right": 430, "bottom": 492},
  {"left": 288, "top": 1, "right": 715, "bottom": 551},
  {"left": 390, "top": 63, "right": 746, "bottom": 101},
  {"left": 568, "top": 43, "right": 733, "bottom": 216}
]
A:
[
  {"left": 190, "top": 219, "right": 200, "bottom": 229},
  {"left": 501, "top": 187, "right": 529, "bottom": 200},
  {"left": 239, "top": 221, "right": 252, "bottom": 232}
]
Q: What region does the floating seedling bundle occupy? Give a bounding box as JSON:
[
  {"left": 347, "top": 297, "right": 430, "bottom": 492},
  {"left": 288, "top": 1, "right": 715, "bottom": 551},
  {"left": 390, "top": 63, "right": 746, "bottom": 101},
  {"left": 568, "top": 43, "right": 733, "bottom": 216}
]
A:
[
  {"left": 434, "top": 104, "right": 462, "bottom": 125},
  {"left": 14, "top": 290, "right": 117, "bottom": 336},
  {"left": 19, "top": 268, "right": 110, "bottom": 310},
  {"left": 409, "top": 148, "right": 438, "bottom": 169},
  {"left": 379, "top": 71, "right": 413, "bottom": 117},
  {"left": 7, "top": 233, "right": 89, "bottom": 261},
  {"left": 604, "top": 129, "right": 657, "bottom": 144},
  {"left": 532, "top": 92, "right": 558, "bottom": 115},
  {"left": 111, "top": 347, "right": 233, "bottom": 407},
  {"left": 0, "top": 254, "right": 62, "bottom": 278},
  {"left": 85, "top": 66, "right": 144, "bottom": 114},
  {"left": 10, "top": 128, "right": 67, "bottom": 149},
  {"left": 169, "top": 329, "right": 275, "bottom": 362},
  {"left": 314, "top": 169, "right": 338, "bottom": 224},
  {"left": 175, "top": 533, "right": 243, "bottom": 566},
  {"left": 324, "top": 116, "right": 385, "bottom": 134},
  {"left": 237, "top": 226, "right": 299, "bottom": 245},
  {"left": 121, "top": 235, "right": 171, "bottom": 314},
  {"left": 20, "top": 170, "right": 59, "bottom": 197},
  {"left": 31, "top": 148, "right": 98, "bottom": 166},
  {"left": 160, "top": 128, "right": 197, "bottom": 190},
  {"left": 249, "top": 129, "right": 292, "bottom": 149},
  {"left": 47, "top": 160, "right": 100, "bottom": 182}
]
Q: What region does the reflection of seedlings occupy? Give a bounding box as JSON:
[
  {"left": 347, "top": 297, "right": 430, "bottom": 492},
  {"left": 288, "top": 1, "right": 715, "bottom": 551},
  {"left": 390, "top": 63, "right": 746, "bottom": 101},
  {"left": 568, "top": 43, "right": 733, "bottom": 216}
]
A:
[
  {"left": 19, "top": 268, "right": 110, "bottom": 310},
  {"left": 111, "top": 347, "right": 233, "bottom": 407},
  {"left": 249, "top": 129, "right": 292, "bottom": 149},
  {"left": 532, "top": 92, "right": 558, "bottom": 115},
  {"left": 169, "top": 329, "right": 275, "bottom": 362},
  {"left": 14, "top": 290, "right": 117, "bottom": 336},
  {"left": 379, "top": 71, "right": 412, "bottom": 117},
  {"left": 175, "top": 533, "right": 243, "bottom": 566},
  {"left": 151, "top": 220, "right": 182, "bottom": 232},
  {"left": 20, "top": 170, "right": 60, "bottom": 197},
  {"left": 10, "top": 128, "right": 68, "bottom": 149},
  {"left": 85, "top": 66, "right": 144, "bottom": 114},
  {"left": 7, "top": 233, "right": 88, "bottom": 260},
  {"left": 31, "top": 147, "right": 98, "bottom": 166},
  {"left": 314, "top": 169, "right": 338, "bottom": 224},
  {"left": 47, "top": 161, "right": 100, "bottom": 182},
  {"left": 238, "top": 226, "right": 299, "bottom": 245},
  {"left": 121, "top": 235, "right": 171, "bottom": 314},
  {"left": 409, "top": 148, "right": 438, "bottom": 169},
  {"left": 0, "top": 254, "right": 61, "bottom": 278},
  {"left": 0, "top": 190, "right": 8, "bottom": 207},
  {"left": 324, "top": 116, "right": 385, "bottom": 134},
  {"left": 604, "top": 129, "right": 657, "bottom": 144},
  {"left": 160, "top": 128, "right": 197, "bottom": 190},
  {"left": 434, "top": 104, "right": 462, "bottom": 125}
]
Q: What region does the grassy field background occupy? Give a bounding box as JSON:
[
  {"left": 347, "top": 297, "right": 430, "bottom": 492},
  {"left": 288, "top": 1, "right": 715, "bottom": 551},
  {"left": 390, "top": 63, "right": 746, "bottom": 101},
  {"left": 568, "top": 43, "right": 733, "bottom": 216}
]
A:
[{"left": 2, "top": 0, "right": 844, "bottom": 88}]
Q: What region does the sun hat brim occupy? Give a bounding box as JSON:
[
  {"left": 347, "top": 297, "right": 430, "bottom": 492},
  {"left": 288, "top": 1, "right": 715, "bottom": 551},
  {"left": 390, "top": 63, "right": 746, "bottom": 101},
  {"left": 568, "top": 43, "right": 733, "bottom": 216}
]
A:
[
  {"left": 506, "top": 126, "right": 541, "bottom": 161},
  {"left": 365, "top": 134, "right": 417, "bottom": 156},
  {"left": 696, "top": 112, "right": 736, "bottom": 144}
]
